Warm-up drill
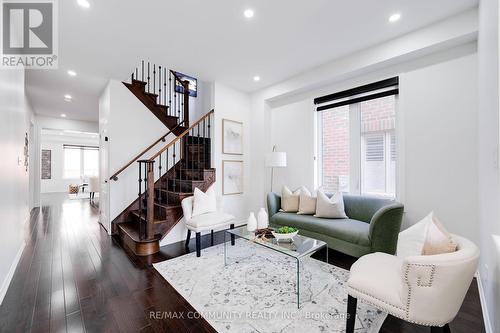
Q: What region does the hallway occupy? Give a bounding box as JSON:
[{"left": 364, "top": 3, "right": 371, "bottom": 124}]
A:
[{"left": 0, "top": 193, "right": 215, "bottom": 332}]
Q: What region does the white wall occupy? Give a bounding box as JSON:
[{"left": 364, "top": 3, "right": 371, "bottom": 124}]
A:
[
  {"left": 40, "top": 134, "right": 99, "bottom": 193},
  {"left": 0, "top": 68, "right": 33, "bottom": 304},
  {"left": 100, "top": 80, "right": 172, "bottom": 232},
  {"left": 160, "top": 83, "right": 252, "bottom": 245},
  {"left": 270, "top": 99, "right": 316, "bottom": 192},
  {"left": 477, "top": 0, "right": 500, "bottom": 331},
  {"left": 399, "top": 54, "right": 478, "bottom": 239},
  {"left": 265, "top": 51, "right": 479, "bottom": 245},
  {"left": 249, "top": 11, "right": 479, "bottom": 217}
]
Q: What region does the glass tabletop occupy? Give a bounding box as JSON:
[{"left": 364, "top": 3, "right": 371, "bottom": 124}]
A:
[{"left": 225, "top": 225, "right": 327, "bottom": 260}]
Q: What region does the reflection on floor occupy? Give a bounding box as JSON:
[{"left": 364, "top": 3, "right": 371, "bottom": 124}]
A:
[{"left": 0, "top": 193, "right": 486, "bottom": 332}]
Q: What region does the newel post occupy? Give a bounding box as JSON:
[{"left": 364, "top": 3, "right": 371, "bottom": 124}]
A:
[
  {"left": 146, "top": 161, "right": 155, "bottom": 240},
  {"left": 183, "top": 80, "right": 190, "bottom": 127}
]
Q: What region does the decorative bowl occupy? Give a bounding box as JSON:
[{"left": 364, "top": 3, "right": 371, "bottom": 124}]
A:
[{"left": 271, "top": 229, "right": 298, "bottom": 242}]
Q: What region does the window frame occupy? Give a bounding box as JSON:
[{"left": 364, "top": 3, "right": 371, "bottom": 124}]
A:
[
  {"left": 315, "top": 95, "right": 400, "bottom": 199},
  {"left": 63, "top": 145, "right": 99, "bottom": 180}
]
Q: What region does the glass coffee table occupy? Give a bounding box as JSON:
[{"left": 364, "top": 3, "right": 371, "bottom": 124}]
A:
[{"left": 224, "top": 226, "right": 328, "bottom": 308}]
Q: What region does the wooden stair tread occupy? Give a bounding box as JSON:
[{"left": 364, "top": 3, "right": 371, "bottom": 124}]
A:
[
  {"left": 131, "top": 79, "right": 147, "bottom": 86},
  {"left": 130, "top": 210, "right": 168, "bottom": 224},
  {"left": 153, "top": 202, "right": 181, "bottom": 210},
  {"left": 117, "top": 222, "right": 160, "bottom": 243}
]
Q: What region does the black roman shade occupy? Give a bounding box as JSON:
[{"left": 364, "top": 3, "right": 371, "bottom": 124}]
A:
[{"left": 314, "top": 77, "right": 399, "bottom": 111}]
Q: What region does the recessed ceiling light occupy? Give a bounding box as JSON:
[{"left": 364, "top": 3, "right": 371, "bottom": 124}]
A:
[
  {"left": 244, "top": 9, "right": 254, "bottom": 19},
  {"left": 60, "top": 113, "right": 67, "bottom": 118},
  {"left": 64, "top": 94, "right": 72, "bottom": 100},
  {"left": 389, "top": 13, "right": 401, "bottom": 23},
  {"left": 77, "top": 0, "right": 90, "bottom": 8},
  {"left": 67, "top": 70, "right": 77, "bottom": 77},
  {"left": 253, "top": 75, "right": 261, "bottom": 82}
]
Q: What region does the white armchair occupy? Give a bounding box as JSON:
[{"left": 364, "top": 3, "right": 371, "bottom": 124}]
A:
[
  {"left": 181, "top": 195, "right": 235, "bottom": 257},
  {"left": 88, "top": 176, "right": 99, "bottom": 201},
  {"left": 346, "top": 235, "right": 479, "bottom": 333}
]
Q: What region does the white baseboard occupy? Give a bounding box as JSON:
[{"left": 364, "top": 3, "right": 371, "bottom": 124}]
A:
[
  {"left": 475, "top": 272, "right": 493, "bottom": 333},
  {"left": 0, "top": 241, "right": 26, "bottom": 305}
]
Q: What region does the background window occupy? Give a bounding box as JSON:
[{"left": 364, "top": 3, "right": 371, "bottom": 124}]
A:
[
  {"left": 320, "top": 105, "right": 350, "bottom": 192},
  {"left": 63, "top": 145, "right": 99, "bottom": 179},
  {"left": 319, "top": 95, "right": 397, "bottom": 197},
  {"left": 63, "top": 148, "right": 81, "bottom": 179}
]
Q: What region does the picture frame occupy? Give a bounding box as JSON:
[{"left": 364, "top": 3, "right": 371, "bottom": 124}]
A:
[
  {"left": 222, "top": 119, "right": 243, "bottom": 155},
  {"left": 222, "top": 160, "right": 243, "bottom": 195},
  {"left": 41, "top": 149, "right": 51, "bottom": 179},
  {"left": 173, "top": 71, "right": 198, "bottom": 97}
]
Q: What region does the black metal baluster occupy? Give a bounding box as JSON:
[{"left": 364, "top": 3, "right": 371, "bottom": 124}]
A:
[
  {"left": 138, "top": 161, "right": 142, "bottom": 229},
  {"left": 197, "top": 124, "right": 201, "bottom": 169},
  {"left": 203, "top": 119, "right": 206, "bottom": 168},
  {"left": 173, "top": 143, "right": 176, "bottom": 192},
  {"left": 158, "top": 66, "right": 161, "bottom": 105},
  {"left": 166, "top": 147, "right": 169, "bottom": 205},
  {"left": 174, "top": 83, "right": 177, "bottom": 123},
  {"left": 135, "top": 67, "right": 138, "bottom": 81},
  {"left": 153, "top": 64, "right": 156, "bottom": 98},
  {"left": 147, "top": 62, "right": 150, "bottom": 93},
  {"left": 164, "top": 68, "right": 167, "bottom": 107},
  {"left": 158, "top": 153, "right": 162, "bottom": 203},
  {"left": 142, "top": 60, "right": 144, "bottom": 82},
  {"left": 208, "top": 115, "right": 211, "bottom": 168},
  {"left": 169, "top": 71, "right": 172, "bottom": 116}
]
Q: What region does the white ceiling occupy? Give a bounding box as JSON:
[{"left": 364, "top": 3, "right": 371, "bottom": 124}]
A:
[{"left": 26, "top": 0, "right": 478, "bottom": 122}]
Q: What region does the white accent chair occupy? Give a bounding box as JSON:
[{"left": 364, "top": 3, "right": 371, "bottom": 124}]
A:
[
  {"left": 346, "top": 235, "right": 479, "bottom": 333},
  {"left": 181, "top": 195, "right": 235, "bottom": 257},
  {"left": 88, "top": 176, "right": 99, "bottom": 201}
]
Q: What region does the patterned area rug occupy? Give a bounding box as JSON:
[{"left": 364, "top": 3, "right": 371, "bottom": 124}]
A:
[{"left": 154, "top": 240, "right": 386, "bottom": 333}]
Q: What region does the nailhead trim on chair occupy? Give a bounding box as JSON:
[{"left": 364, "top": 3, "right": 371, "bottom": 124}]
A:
[
  {"left": 349, "top": 262, "right": 446, "bottom": 327},
  {"left": 348, "top": 286, "right": 405, "bottom": 312},
  {"left": 403, "top": 263, "right": 445, "bottom": 326}
]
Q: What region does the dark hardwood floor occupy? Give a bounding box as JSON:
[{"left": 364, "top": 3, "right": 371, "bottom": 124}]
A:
[{"left": 0, "top": 193, "right": 486, "bottom": 333}]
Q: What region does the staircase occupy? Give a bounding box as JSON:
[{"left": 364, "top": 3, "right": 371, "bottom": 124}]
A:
[{"left": 110, "top": 61, "right": 215, "bottom": 256}]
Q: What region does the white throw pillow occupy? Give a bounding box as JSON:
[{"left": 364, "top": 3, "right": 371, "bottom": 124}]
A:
[
  {"left": 192, "top": 185, "right": 217, "bottom": 217},
  {"left": 314, "top": 191, "right": 347, "bottom": 219},
  {"left": 297, "top": 187, "right": 317, "bottom": 215},
  {"left": 280, "top": 186, "right": 302, "bottom": 213},
  {"left": 397, "top": 212, "right": 457, "bottom": 258}
]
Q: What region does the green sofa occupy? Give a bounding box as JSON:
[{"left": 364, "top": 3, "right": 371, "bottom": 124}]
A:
[{"left": 267, "top": 193, "right": 404, "bottom": 258}]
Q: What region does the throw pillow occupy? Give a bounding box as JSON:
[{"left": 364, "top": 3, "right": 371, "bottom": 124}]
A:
[
  {"left": 314, "top": 190, "right": 347, "bottom": 219},
  {"left": 297, "top": 187, "right": 317, "bottom": 215},
  {"left": 396, "top": 213, "right": 430, "bottom": 258},
  {"left": 397, "top": 212, "right": 457, "bottom": 258},
  {"left": 280, "top": 186, "right": 302, "bottom": 213},
  {"left": 422, "top": 214, "right": 457, "bottom": 255},
  {"left": 192, "top": 185, "right": 217, "bottom": 217}
]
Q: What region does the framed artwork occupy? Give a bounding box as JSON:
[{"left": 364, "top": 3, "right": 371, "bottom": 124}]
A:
[
  {"left": 41, "top": 149, "right": 51, "bottom": 179},
  {"left": 222, "top": 160, "right": 243, "bottom": 195},
  {"left": 222, "top": 119, "right": 243, "bottom": 155},
  {"left": 173, "top": 71, "right": 197, "bottom": 97}
]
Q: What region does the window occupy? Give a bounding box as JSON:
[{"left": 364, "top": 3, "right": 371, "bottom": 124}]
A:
[
  {"left": 315, "top": 78, "right": 398, "bottom": 197},
  {"left": 63, "top": 145, "right": 99, "bottom": 179}
]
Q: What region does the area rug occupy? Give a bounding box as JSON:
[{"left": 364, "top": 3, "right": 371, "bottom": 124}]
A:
[{"left": 153, "top": 240, "right": 386, "bottom": 333}]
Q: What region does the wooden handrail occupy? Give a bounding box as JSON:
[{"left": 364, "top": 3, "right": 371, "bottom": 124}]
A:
[
  {"left": 149, "top": 109, "right": 214, "bottom": 161},
  {"left": 170, "top": 70, "right": 184, "bottom": 83},
  {"left": 109, "top": 124, "right": 184, "bottom": 181}
]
